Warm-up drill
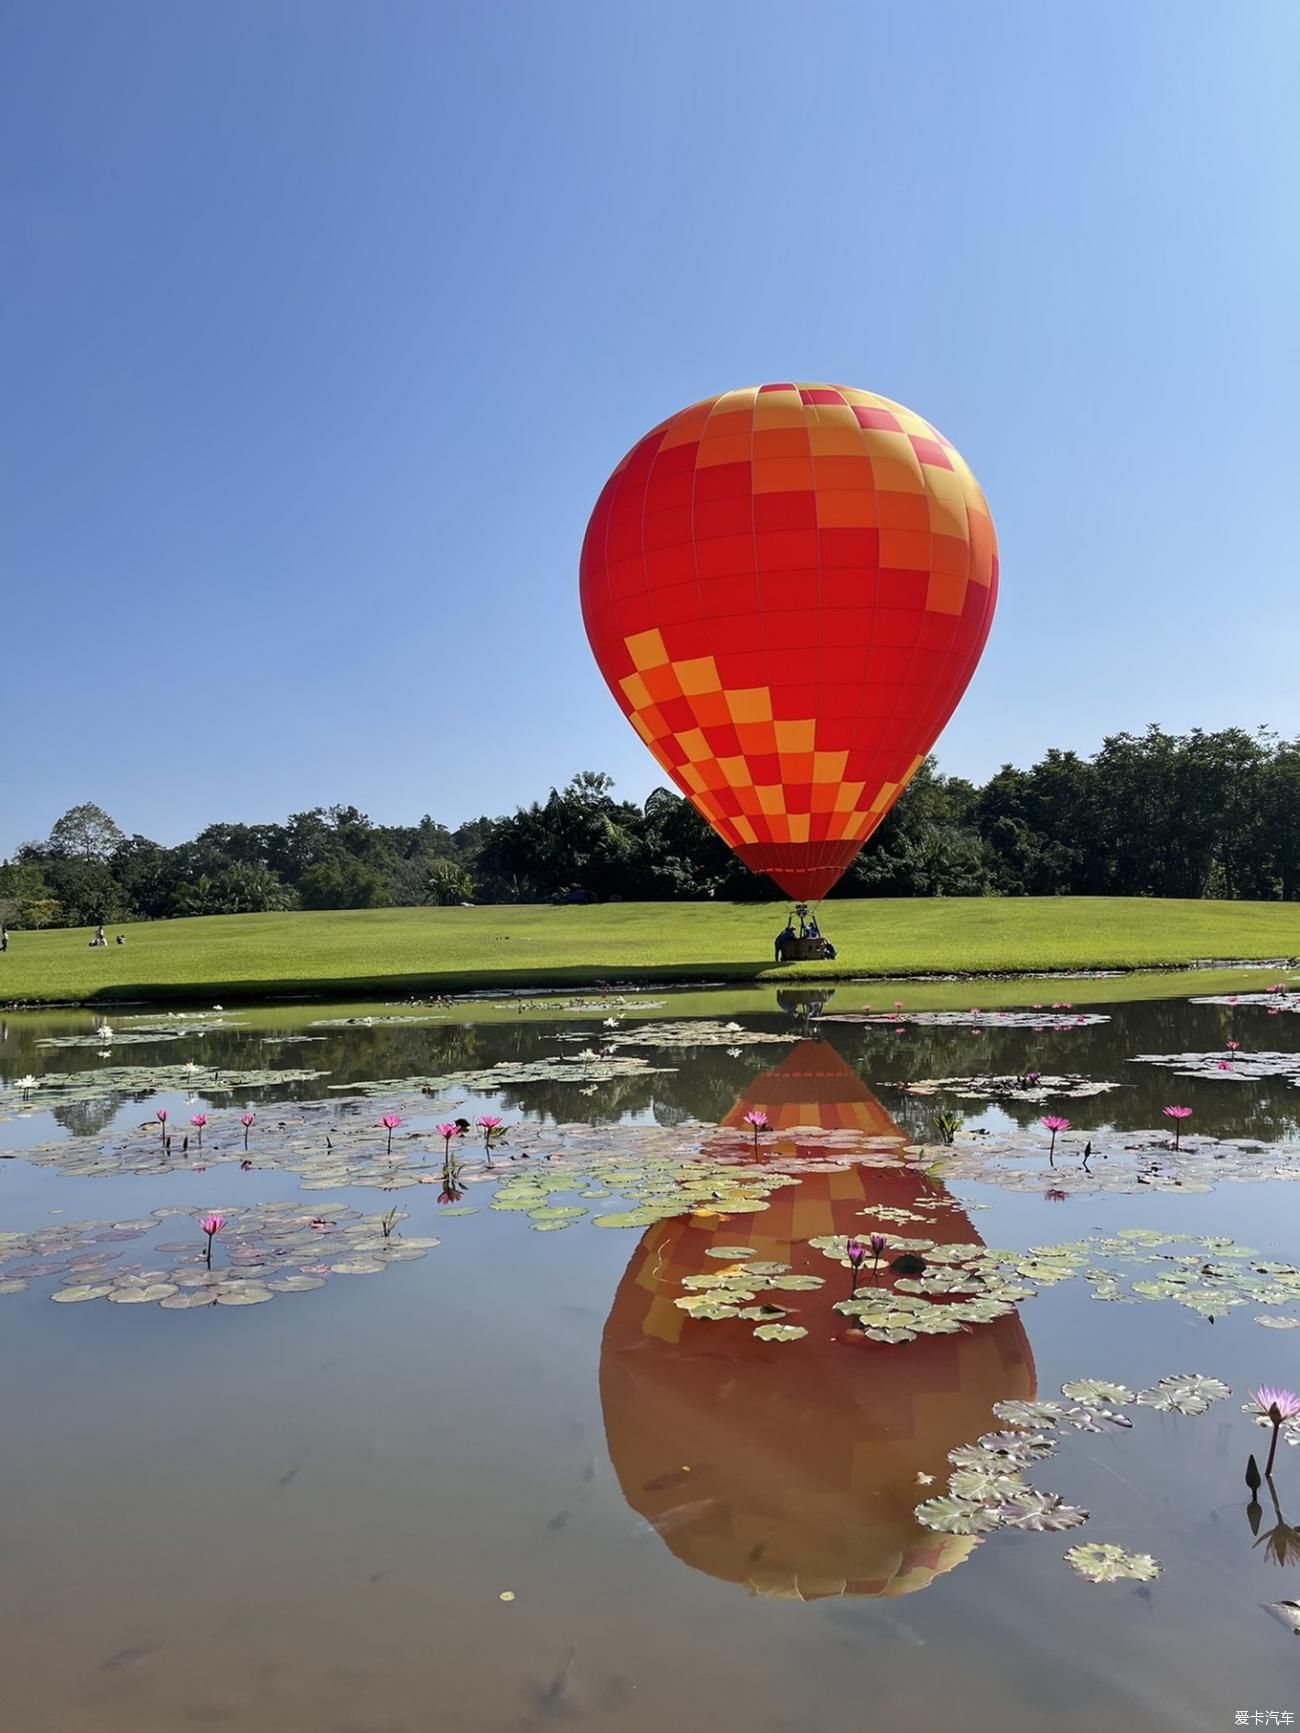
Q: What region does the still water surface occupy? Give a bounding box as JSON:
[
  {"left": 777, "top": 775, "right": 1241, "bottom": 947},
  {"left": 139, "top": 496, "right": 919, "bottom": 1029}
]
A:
[{"left": 3, "top": 985, "right": 1300, "bottom": 1732}]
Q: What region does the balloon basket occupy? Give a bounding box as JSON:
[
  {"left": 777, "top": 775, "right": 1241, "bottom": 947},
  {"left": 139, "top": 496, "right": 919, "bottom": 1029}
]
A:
[{"left": 777, "top": 936, "right": 834, "bottom": 963}]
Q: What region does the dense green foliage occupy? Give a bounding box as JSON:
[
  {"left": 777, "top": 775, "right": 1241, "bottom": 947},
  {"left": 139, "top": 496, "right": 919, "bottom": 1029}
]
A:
[{"left": 4, "top": 726, "right": 1299, "bottom": 929}]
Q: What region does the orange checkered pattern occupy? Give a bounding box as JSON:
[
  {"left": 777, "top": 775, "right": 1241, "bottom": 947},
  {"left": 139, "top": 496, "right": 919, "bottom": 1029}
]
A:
[
  {"left": 719, "top": 1038, "right": 906, "bottom": 1135},
  {"left": 580, "top": 383, "right": 998, "bottom": 898}
]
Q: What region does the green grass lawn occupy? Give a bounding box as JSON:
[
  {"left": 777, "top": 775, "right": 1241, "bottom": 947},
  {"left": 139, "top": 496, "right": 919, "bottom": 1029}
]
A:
[{"left": 1, "top": 898, "right": 1299, "bottom": 1007}]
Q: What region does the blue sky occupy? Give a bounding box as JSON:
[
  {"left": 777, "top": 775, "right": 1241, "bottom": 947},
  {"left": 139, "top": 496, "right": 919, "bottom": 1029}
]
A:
[{"left": 3, "top": 1, "right": 1296, "bottom": 855}]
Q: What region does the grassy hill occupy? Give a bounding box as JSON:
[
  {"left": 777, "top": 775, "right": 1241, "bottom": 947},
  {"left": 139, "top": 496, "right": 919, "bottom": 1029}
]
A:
[{"left": 1, "top": 898, "right": 1298, "bottom": 1006}]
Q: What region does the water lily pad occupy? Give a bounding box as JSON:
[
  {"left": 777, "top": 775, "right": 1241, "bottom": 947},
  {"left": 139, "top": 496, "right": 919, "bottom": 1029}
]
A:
[
  {"left": 1062, "top": 1406, "right": 1133, "bottom": 1432},
  {"left": 214, "top": 1284, "right": 275, "bottom": 1305},
  {"left": 977, "top": 1430, "right": 1058, "bottom": 1463},
  {"left": 992, "top": 1399, "right": 1068, "bottom": 1429},
  {"left": 108, "top": 1282, "right": 178, "bottom": 1303},
  {"left": 1136, "top": 1373, "right": 1230, "bottom": 1415},
  {"left": 752, "top": 1322, "right": 808, "bottom": 1342},
  {"left": 1060, "top": 1378, "right": 1134, "bottom": 1407},
  {"left": 915, "top": 1495, "right": 1001, "bottom": 1535},
  {"left": 50, "top": 1282, "right": 114, "bottom": 1302},
  {"left": 1064, "top": 1542, "right": 1161, "bottom": 1583},
  {"left": 673, "top": 1296, "right": 740, "bottom": 1320},
  {"left": 998, "top": 1491, "right": 1089, "bottom": 1532},
  {"left": 947, "top": 1465, "right": 1027, "bottom": 1501}
]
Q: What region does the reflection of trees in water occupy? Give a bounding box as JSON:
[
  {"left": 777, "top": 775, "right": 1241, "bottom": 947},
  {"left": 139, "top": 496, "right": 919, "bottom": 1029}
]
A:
[
  {"left": 52, "top": 1097, "right": 120, "bottom": 1138},
  {"left": 652, "top": 1101, "right": 694, "bottom": 1127},
  {"left": 833, "top": 999, "right": 1300, "bottom": 1142},
  {"left": 12, "top": 996, "right": 1300, "bottom": 1144},
  {"left": 492, "top": 1050, "right": 768, "bottom": 1127}
]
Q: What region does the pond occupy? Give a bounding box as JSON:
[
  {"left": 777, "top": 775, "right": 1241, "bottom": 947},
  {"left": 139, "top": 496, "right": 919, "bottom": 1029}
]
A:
[{"left": 3, "top": 977, "right": 1300, "bottom": 1732}]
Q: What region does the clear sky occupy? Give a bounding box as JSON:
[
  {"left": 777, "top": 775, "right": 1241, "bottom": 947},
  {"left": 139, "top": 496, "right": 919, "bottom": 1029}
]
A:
[{"left": 3, "top": 1, "right": 1296, "bottom": 856}]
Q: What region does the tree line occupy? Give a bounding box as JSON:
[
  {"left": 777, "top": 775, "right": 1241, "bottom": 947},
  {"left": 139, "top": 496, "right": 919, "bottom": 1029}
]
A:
[{"left": 3, "top": 725, "right": 1299, "bottom": 928}]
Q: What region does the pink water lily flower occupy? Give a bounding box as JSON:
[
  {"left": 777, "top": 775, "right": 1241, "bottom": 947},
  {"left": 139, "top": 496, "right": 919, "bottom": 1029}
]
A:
[
  {"left": 199, "top": 1212, "right": 224, "bottom": 1265},
  {"left": 846, "top": 1236, "right": 867, "bottom": 1268},
  {"left": 1162, "top": 1104, "right": 1192, "bottom": 1148},
  {"left": 1227, "top": 1040, "right": 1240, "bottom": 1052},
  {"left": 1040, "top": 1114, "right": 1070, "bottom": 1162},
  {"left": 742, "top": 1108, "right": 769, "bottom": 1149},
  {"left": 380, "top": 1113, "right": 401, "bottom": 1153},
  {"left": 1251, "top": 1387, "right": 1300, "bottom": 1476},
  {"left": 1253, "top": 1387, "right": 1300, "bottom": 1422},
  {"left": 436, "top": 1121, "right": 459, "bottom": 1158},
  {"left": 156, "top": 1108, "right": 168, "bottom": 1131},
  {"left": 239, "top": 1111, "right": 255, "bottom": 1148},
  {"left": 477, "top": 1114, "right": 504, "bottom": 1161},
  {"left": 190, "top": 1112, "right": 208, "bottom": 1146}
]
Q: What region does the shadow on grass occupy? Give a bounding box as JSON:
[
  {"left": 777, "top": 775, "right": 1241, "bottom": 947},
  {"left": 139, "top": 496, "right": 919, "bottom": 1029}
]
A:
[{"left": 30, "top": 959, "right": 806, "bottom": 1009}]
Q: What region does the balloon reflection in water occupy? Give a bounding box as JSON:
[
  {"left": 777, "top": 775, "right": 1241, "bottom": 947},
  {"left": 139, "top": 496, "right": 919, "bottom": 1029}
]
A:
[{"left": 600, "top": 1042, "right": 1036, "bottom": 1600}]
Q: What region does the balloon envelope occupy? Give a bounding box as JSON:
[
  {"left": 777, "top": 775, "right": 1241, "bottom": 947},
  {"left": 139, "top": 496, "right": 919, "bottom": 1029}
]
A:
[{"left": 580, "top": 384, "right": 998, "bottom": 898}]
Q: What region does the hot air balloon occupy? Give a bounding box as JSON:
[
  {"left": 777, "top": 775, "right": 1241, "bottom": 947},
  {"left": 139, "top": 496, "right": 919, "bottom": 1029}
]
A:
[
  {"left": 580, "top": 384, "right": 997, "bottom": 901},
  {"left": 599, "top": 1043, "right": 1035, "bottom": 1600}
]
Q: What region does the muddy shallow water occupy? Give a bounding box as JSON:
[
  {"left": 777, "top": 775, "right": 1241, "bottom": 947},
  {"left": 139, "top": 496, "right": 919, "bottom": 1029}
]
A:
[{"left": 3, "top": 983, "right": 1300, "bottom": 1732}]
